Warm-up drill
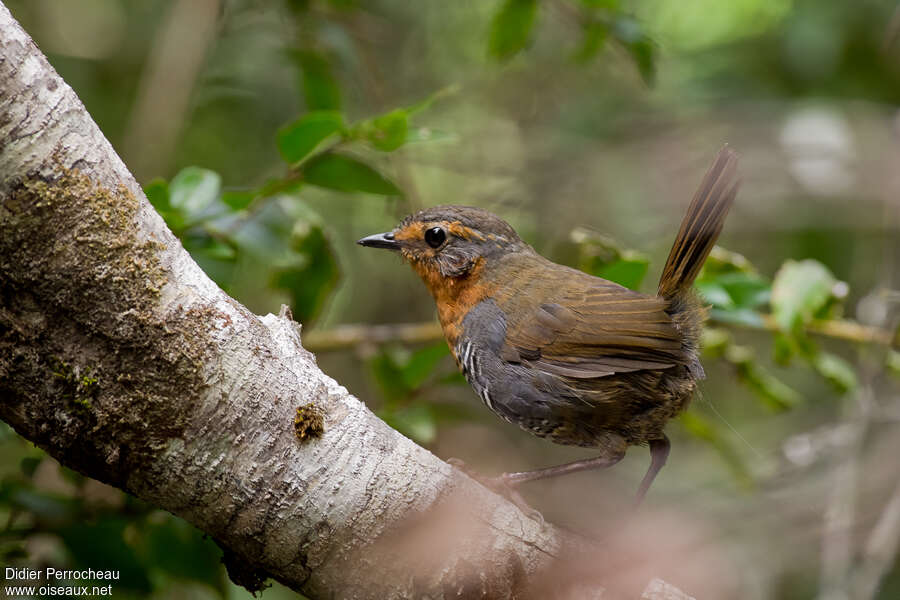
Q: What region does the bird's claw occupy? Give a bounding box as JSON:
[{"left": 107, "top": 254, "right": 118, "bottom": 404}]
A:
[
  {"left": 485, "top": 475, "right": 544, "bottom": 526},
  {"left": 446, "top": 457, "right": 468, "bottom": 468},
  {"left": 446, "top": 460, "right": 545, "bottom": 525},
  {"left": 446, "top": 457, "right": 479, "bottom": 478}
]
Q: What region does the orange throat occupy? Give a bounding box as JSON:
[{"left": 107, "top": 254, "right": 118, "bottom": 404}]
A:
[{"left": 410, "top": 258, "right": 492, "bottom": 347}]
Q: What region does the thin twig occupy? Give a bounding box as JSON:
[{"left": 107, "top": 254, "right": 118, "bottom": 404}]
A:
[
  {"left": 301, "top": 315, "right": 897, "bottom": 353},
  {"left": 757, "top": 315, "right": 897, "bottom": 346},
  {"left": 302, "top": 321, "right": 444, "bottom": 352}
]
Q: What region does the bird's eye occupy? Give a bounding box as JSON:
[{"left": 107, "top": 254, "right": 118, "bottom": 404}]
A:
[{"left": 424, "top": 227, "right": 446, "bottom": 248}]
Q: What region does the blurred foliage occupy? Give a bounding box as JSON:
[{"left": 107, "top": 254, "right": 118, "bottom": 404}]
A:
[
  {"left": 368, "top": 343, "right": 474, "bottom": 444},
  {"left": 143, "top": 97, "right": 446, "bottom": 322},
  {"left": 571, "top": 226, "right": 651, "bottom": 290},
  {"left": 3, "top": 0, "right": 900, "bottom": 598},
  {"left": 489, "top": 0, "right": 657, "bottom": 83},
  {"left": 0, "top": 443, "right": 225, "bottom": 597}
]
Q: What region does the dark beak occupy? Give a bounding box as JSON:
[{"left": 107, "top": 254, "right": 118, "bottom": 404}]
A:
[{"left": 357, "top": 231, "right": 400, "bottom": 251}]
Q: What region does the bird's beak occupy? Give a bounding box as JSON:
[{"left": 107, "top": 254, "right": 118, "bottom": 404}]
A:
[{"left": 357, "top": 231, "right": 400, "bottom": 251}]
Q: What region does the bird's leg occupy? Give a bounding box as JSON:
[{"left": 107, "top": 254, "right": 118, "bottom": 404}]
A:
[
  {"left": 494, "top": 449, "right": 626, "bottom": 488},
  {"left": 634, "top": 435, "right": 670, "bottom": 505},
  {"left": 486, "top": 451, "right": 627, "bottom": 523},
  {"left": 451, "top": 436, "right": 669, "bottom": 510},
  {"left": 447, "top": 444, "right": 629, "bottom": 523}
]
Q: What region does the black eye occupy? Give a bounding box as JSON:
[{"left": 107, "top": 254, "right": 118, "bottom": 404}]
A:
[{"left": 424, "top": 227, "right": 446, "bottom": 248}]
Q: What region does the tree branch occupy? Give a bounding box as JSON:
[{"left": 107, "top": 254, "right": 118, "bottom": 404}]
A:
[{"left": 0, "top": 4, "right": 693, "bottom": 599}]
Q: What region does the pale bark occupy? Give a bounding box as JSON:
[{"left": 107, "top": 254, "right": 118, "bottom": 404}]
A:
[{"left": 0, "top": 4, "right": 691, "bottom": 599}]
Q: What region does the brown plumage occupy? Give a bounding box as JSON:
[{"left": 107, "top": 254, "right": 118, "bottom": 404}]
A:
[{"left": 359, "top": 146, "right": 740, "bottom": 511}]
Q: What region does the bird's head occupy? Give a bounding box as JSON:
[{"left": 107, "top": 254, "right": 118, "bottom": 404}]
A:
[{"left": 358, "top": 205, "right": 528, "bottom": 293}]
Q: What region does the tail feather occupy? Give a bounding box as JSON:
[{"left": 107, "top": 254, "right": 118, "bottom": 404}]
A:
[{"left": 657, "top": 146, "right": 739, "bottom": 299}]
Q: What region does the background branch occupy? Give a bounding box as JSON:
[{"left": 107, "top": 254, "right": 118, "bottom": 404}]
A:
[
  {"left": 303, "top": 315, "right": 897, "bottom": 354},
  {"left": 120, "top": 0, "right": 220, "bottom": 181}
]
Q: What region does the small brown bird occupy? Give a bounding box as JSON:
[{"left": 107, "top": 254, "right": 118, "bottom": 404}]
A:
[{"left": 359, "top": 146, "right": 739, "bottom": 507}]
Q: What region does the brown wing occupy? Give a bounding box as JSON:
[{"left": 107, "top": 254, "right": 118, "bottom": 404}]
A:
[{"left": 500, "top": 270, "right": 684, "bottom": 379}]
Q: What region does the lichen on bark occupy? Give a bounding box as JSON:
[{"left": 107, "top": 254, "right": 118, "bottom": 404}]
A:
[{"left": 0, "top": 166, "right": 210, "bottom": 490}]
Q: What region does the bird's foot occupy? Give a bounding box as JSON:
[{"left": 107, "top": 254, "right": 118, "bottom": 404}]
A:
[
  {"left": 446, "top": 457, "right": 472, "bottom": 472},
  {"left": 486, "top": 474, "right": 545, "bottom": 526},
  {"left": 447, "top": 459, "right": 544, "bottom": 525}
]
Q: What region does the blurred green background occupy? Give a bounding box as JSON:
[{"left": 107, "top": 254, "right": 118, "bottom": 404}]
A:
[{"left": 2, "top": 0, "right": 900, "bottom": 598}]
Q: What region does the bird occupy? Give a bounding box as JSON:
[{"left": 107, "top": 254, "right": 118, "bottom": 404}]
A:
[{"left": 358, "top": 146, "right": 739, "bottom": 510}]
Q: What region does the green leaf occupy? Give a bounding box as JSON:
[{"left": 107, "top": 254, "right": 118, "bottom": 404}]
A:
[
  {"left": 139, "top": 514, "right": 224, "bottom": 594},
  {"left": 594, "top": 256, "right": 649, "bottom": 290},
  {"left": 277, "top": 111, "right": 345, "bottom": 165},
  {"left": 230, "top": 203, "right": 300, "bottom": 267},
  {"left": 711, "top": 271, "right": 771, "bottom": 309},
  {"left": 625, "top": 38, "right": 655, "bottom": 85},
  {"left": 292, "top": 50, "right": 341, "bottom": 110},
  {"left": 400, "top": 343, "right": 450, "bottom": 390},
  {"left": 611, "top": 17, "right": 656, "bottom": 84},
  {"left": 488, "top": 0, "right": 538, "bottom": 61},
  {"left": 144, "top": 178, "right": 186, "bottom": 232},
  {"left": 813, "top": 352, "right": 858, "bottom": 394},
  {"left": 169, "top": 167, "right": 221, "bottom": 217},
  {"left": 271, "top": 221, "right": 340, "bottom": 324},
  {"left": 6, "top": 486, "right": 80, "bottom": 521},
  {"left": 437, "top": 370, "right": 467, "bottom": 386},
  {"left": 184, "top": 232, "right": 236, "bottom": 261},
  {"left": 0, "top": 421, "right": 13, "bottom": 442},
  {"left": 773, "top": 332, "right": 796, "bottom": 365},
  {"left": 144, "top": 178, "right": 171, "bottom": 213},
  {"left": 771, "top": 259, "right": 837, "bottom": 333},
  {"left": 383, "top": 404, "right": 438, "bottom": 444},
  {"left": 726, "top": 345, "right": 802, "bottom": 411},
  {"left": 368, "top": 344, "right": 450, "bottom": 404},
  {"left": 569, "top": 227, "right": 650, "bottom": 289},
  {"left": 19, "top": 456, "right": 42, "bottom": 478},
  {"left": 182, "top": 232, "right": 237, "bottom": 288},
  {"left": 58, "top": 465, "right": 86, "bottom": 486},
  {"left": 574, "top": 229, "right": 650, "bottom": 289},
  {"left": 888, "top": 349, "right": 900, "bottom": 378},
  {"left": 696, "top": 282, "right": 734, "bottom": 309},
  {"left": 302, "top": 153, "right": 401, "bottom": 195},
  {"left": 697, "top": 270, "right": 770, "bottom": 314},
  {"left": 369, "top": 351, "right": 409, "bottom": 402},
  {"left": 367, "top": 109, "right": 409, "bottom": 152},
  {"left": 709, "top": 308, "right": 765, "bottom": 328},
  {"left": 221, "top": 190, "right": 256, "bottom": 211},
  {"left": 350, "top": 86, "right": 456, "bottom": 151},
  {"left": 57, "top": 517, "right": 152, "bottom": 592},
  {"left": 574, "top": 22, "right": 609, "bottom": 63}
]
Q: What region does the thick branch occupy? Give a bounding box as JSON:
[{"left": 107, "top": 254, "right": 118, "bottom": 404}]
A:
[{"left": 0, "top": 5, "right": 692, "bottom": 599}]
